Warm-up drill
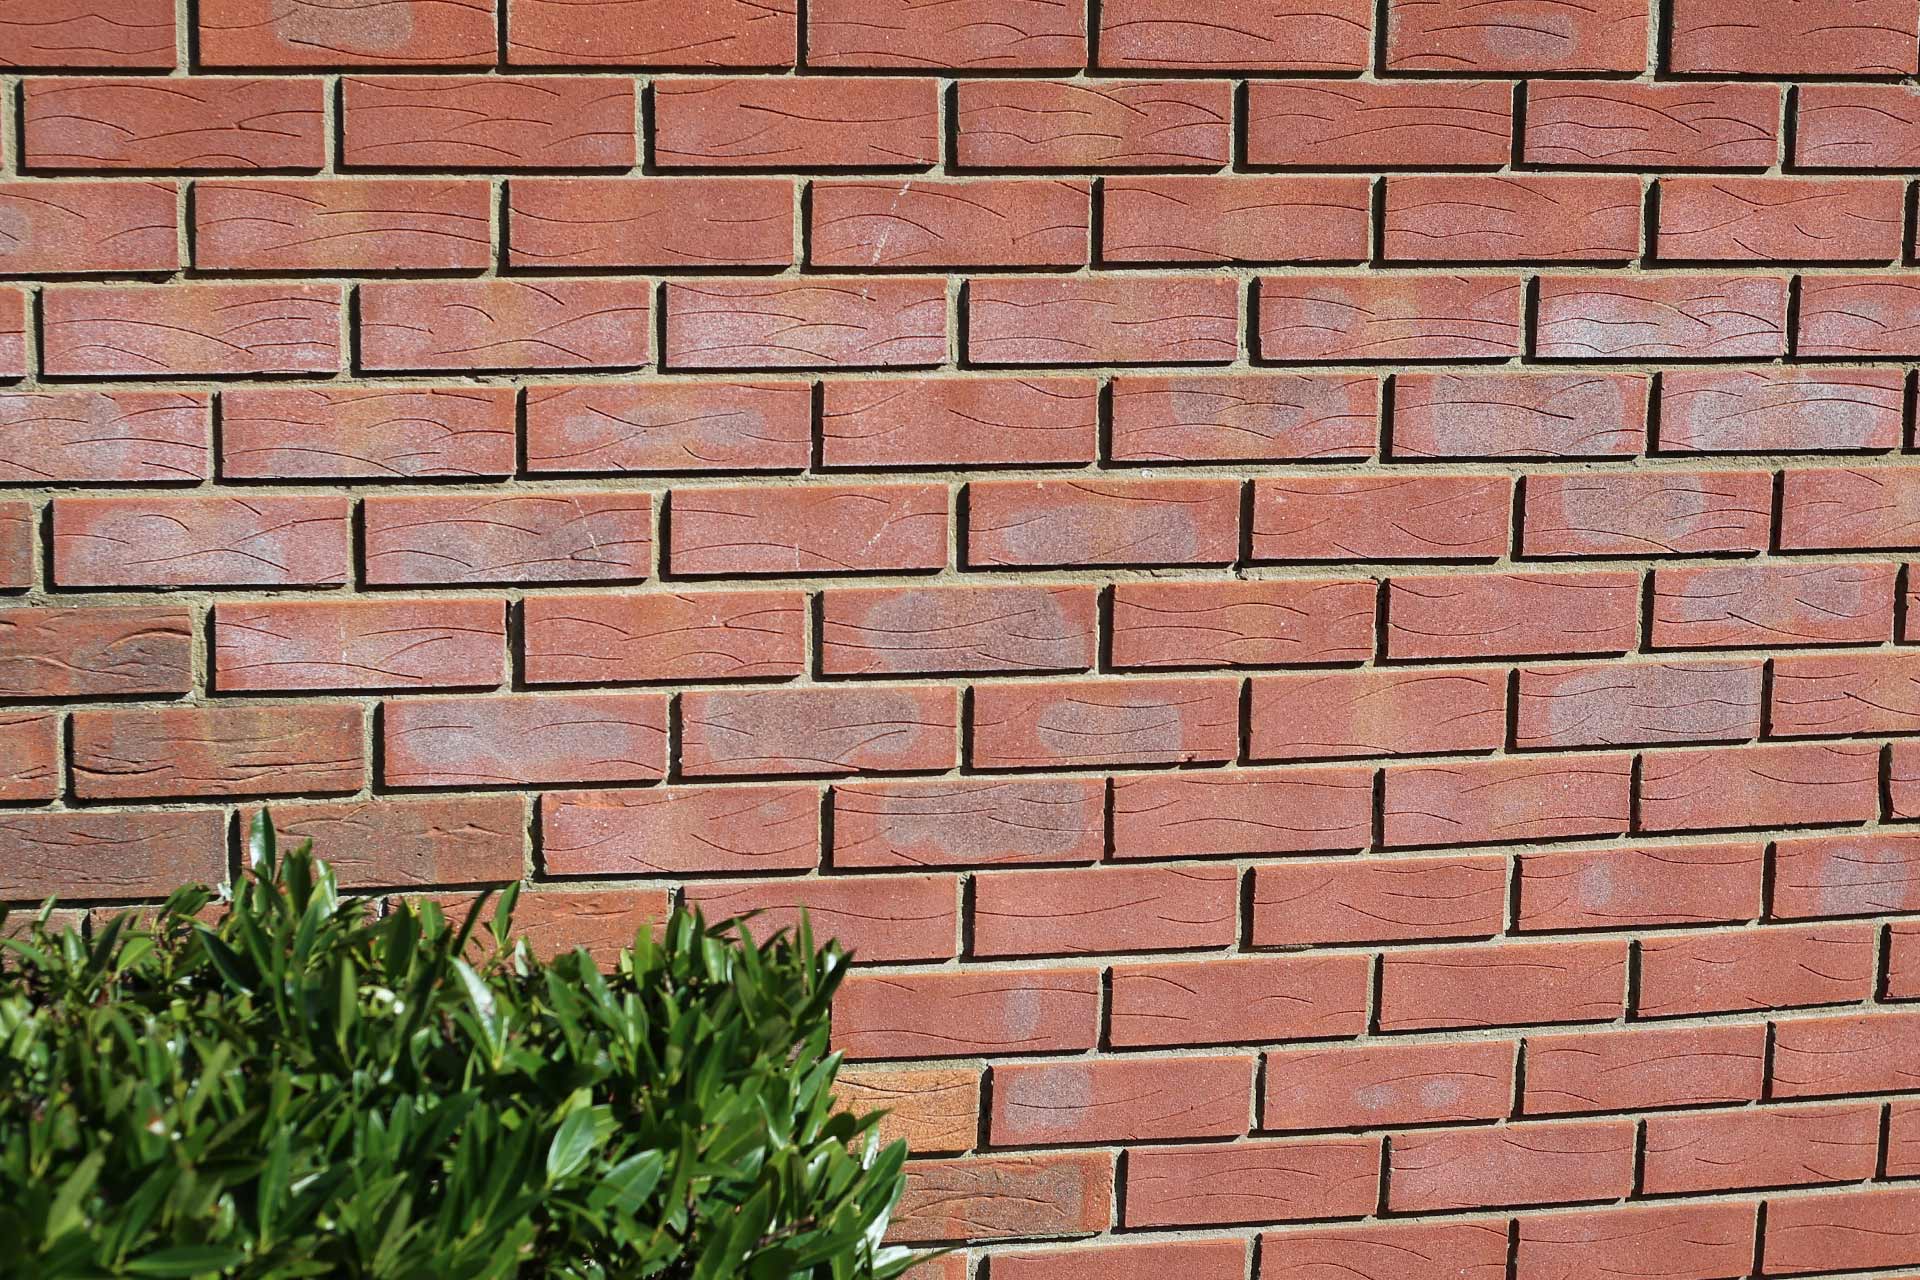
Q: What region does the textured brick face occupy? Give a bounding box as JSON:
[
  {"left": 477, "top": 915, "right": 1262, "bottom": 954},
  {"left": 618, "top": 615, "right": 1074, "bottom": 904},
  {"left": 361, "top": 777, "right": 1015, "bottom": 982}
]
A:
[{"left": 9, "top": 4, "right": 1920, "bottom": 1268}]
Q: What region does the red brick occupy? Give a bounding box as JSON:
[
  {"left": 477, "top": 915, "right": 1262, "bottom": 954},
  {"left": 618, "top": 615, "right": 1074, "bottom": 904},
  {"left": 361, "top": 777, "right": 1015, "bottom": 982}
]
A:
[
  {"left": 508, "top": 177, "right": 790, "bottom": 269},
  {"left": 0, "top": 810, "right": 226, "bottom": 902},
  {"left": 0, "top": 180, "right": 176, "bottom": 275},
  {"left": 836, "top": 1066, "right": 978, "bottom": 1156},
  {"left": 1523, "top": 1022, "right": 1765, "bottom": 1114},
  {"left": 1111, "top": 766, "right": 1373, "bottom": 858},
  {"left": 215, "top": 597, "right": 504, "bottom": 692},
  {"left": 821, "top": 376, "right": 1098, "bottom": 468},
  {"left": 1517, "top": 842, "right": 1764, "bottom": 931},
  {"left": 1534, "top": 274, "right": 1787, "bottom": 359},
  {"left": 1377, "top": 939, "right": 1628, "bottom": 1030},
  {"left": 990, "top": 1055, "right": 1252, "bottom": 1146},
  {"left": 969, "top": 275, "right": 1237, "bottom": 366},
  {"left": 669, "top": 482, "right": 947, "bottom": 575},
  {"left": 1385, "top": 572, "right": 1640, "bottom": 659},
  {"left": 890, "top": 1152, "right": 1110, "bottom": 1243},
  {"left": 807, "top": 0, "right": 1084, "bottom": 68},
  {"left": 1670, "top": 0, "right": 1920, "bottom": 75},
  {"left": 955, "top": 79, "right": 1230, "bottom": 170},
  {"left": 0, "top": 389, "right": 209, "bottom": 483},
  {"left": 1517, "top": 1203, "right": 1758, "bottom": 1280},
  {"left": 1251, "top": 668, "right": 1505, "bottom": 761},
  {"left": 971, "top": 677, "right": 1238, "bottom": 769},
  {"left": 1110, "top": 579, "right": 1375, "bottom": 668},
  {"left": 1650, "top": 562, "right": 1895, "bottom": 648},
  {"left": 1771, "top": 829, "right": 1920, "bottom": 918},
  {"left": 967, "top": 478, "right": 1238, "bottom": 567},
  {"left": 655, "top": 77, "right": 936, "bottom": 168},
  {"left": 1797, "top": 84, "right": 1920, "bottom": 167},
  {"left": 384, "top": 691, "right": 664, "bottom": 787},
  {"left": 1392, "top": 372, "right": 1647, "bottom": 458},
  {"left": 682, "top": 685, "right": 956, "bottom": 777},
  {"left": 1252, "top": 856, "right": 1505, "bottom": 946},
  {"left": 1383, "top": 175, "right": 1641, "bottom": 262},
  {"left": 831, "top": 778, "right": 1104, "bottom": 870},
  {"left": 360, "top": 279, "right": 651, "bottom": 372},
  {"left": 812, "top": 179, "right": 1087, "bottom": 269},
  {"left": 1771, "top": 1010, "right": 1920, "bottom": 1096},
  {"left": 43, "top": 283, "right": 340, "bottom": 377},
  {"left": 1124, "top": 1138, "right": 1379, "bottom": 1227},
  {"left": 992, "top": 1240, "right": 1244, "bottom": 1280},
  {"left": 1514, "top": 659, "right": 1764, "bottom": 749},
  {"left": 1257, "top": 274, "right": 1524, "bottom": 362},
  {"left": 833, "top": 967, "right": 1100, "bottom": 1059},
  {"left": 1098, "top": 0, "right": 1370, "bottom": 70},
  {"left": 52, "top": 494, "right": 349, "bottom": 588},
  {"left": 1895, "top": 738, "right": 1920, "bottom": 819},
  {"left": 524, "top": 380, "right": 810, "bottom": 475},
  {"left": 684, "top": 875, "right": 957, "bottom": 962},
  {"left": 1387, "top": 1118, "right": 1634, "bottom": 1211},
  {"left": 1638, "top": 923, "right": 1877, "bottom": 1017},
  {"left": 1641, "top": 741, "right": 1881, "bottom": 833},
  {"left": 1643, "top": 1101, "right": 1882, "bottom": 1194},
  {"left": 71, "top": 703, "right": 363, "bottom": 800},
  {"left": 1523, "top": 470, "right": 1769, "bottom": 556},
  {"left": 1660, "top": 177, "right": 1905, "bottom": 262},
  {"left": 0, "top": 505, "right": 28, "bottom": 590},
  {"left": 409, "top": 887, "right": 670, "bottom": 965},
  {"left": 1110, "top": 954, "right": 1369, "bottom": 1048},
  {"left": 1387, "top": 0, "right": 1648, "bottom": 72},
  {"left": 821, "top": 585, "right": 1095, "bottom": 675},
  {"left": 1261, "top": 1221, "right": 1509, "bottom": 1280},
  {"left": 363, "top": 492, "right": 650, "bottom": 585},
  {"left": 0, "top": 291, "right": 21, "bottom": 379},
  {"left": 220, "top": 386, "right": 515, "bottom": 481},
  {"left": 250, "top": 795, "right": 525, "bottom": 889},
  {"left": 522, "top": 590, "right": 803, "bottom": 683},
  {"left": 23, "top": 77, "right": 323, "bottom": 170},
  {"left": 0, "top": 606, "right": 193, "bottom": 698},
  {"left": 198, "top": 0, "right": 497, "bottom": 66},
  {"left": 972, "top": 864, "right": 1236, "bottom": 957},
  {"left": 507, "top": 0, "right": 795, "bottom": 67},
  {"left": 0, "top": 1, "right": 175, "bottom": 69},
  {"left": 1253, "top": 475, "right": 1509, "bottom": 561},
  {"left": 1247, "top": 80, "right": 1511, "bottom": 167},
  {"left": 1772, "top": 650, "right": 1920, "bottom": 736},
  {"left": 1763, "top": 1188, "right": 1920, "bottom": 1275},
  {"left": 1108, "top": 373, "right": 1377, "bottom": 464},
  {"left": 1782, "top": 465, "right": 1920, "bottom": 549},
  {"left": 1525, "top": 81, "right": 1777, "bottom": 168},
  {"left": 1799, "top": 276, "right": 1920, "bottom": 358},
  {"left": 343, "top": 76, "right": 633, "bottom": 169},
  {"left": 666, "top": 278, "right": 944, "bottom": 369},
  {"left": 541, "top": 784, "right": 817, "bottom": 877},
  {"left": 194, "top": 178, "right": 490, "bottom": 271},
  {"left": 1658, "top": 368, "right": 1905, "bottom": 453},
  {"left": 1893, "top": 1100, "right": 1920, "bottom": 1172},
  {"left": 1263, "top": 1040, "right": 1514, "bottom": 1131},
  {"left": 1102, "top": 175, "right": 1369, "bottom": 265},
  {"left": 0, "top": 713, "right": 57, "bottom": 801}
]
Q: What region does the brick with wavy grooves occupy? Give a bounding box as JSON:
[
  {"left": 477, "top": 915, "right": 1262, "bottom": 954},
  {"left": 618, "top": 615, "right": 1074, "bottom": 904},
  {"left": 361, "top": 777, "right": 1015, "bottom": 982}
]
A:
[
  {"left": 889, "top": 1152, "right": 1110, "bottom": 1242},
  {"left": 1650, "top": 562, "right": 1895, "bottom": 648},
  {"left": 687, "top": 876, "right": 958, "bottom": 963},
  {"left": 807, "top": 0, "right": 1084, "bottom": 69},
  {"left": 681, "top": 685, "right": 956, "bottom": 777},
  {"left": 969, "top": 276, "right": 1238, "bottom": 365},
  {"left": 1781, "top": 466, "right": 1920, "bottom": 548},
  {"left": 1097, "top": 0, "right": 1371, "bottom": 71},
  {"left": 1251, "top": 475, "right": 1509, "bottom": 561},
  {"left": 654, "top": 77, "right": 935, "bottom": 168},
  {"left": 830, "top": 777, "right": 1103, "bottom": 869},
  {"left": 1797, "top": 275, "right": 1920, "bottom": 356},
  {"left": 507, "top": 0, "right": 794, "bottom": 66},
  {"left": 1389, "top": 1116, "right": 1634, "bottom": 1210},
  {"left": 666, "top": 278, "right": 944, "bottom": 369},
  {"left": 1669, "top": 0, "right": 1920, "bottom": 75},
  {"left": 0, "top": 810, "right": 226, "bottom": 900},
  {"left": 1766, "top": 1187, "right": 1920, "bottom": 1274},
  {"left": 252, "top": 796, "right": 525, "bottom": 888},
  {"left": 968, "top": 478, "right": 1238, "bottom": 568},
  {"left": 669, "top": 482, "right": 946, "bottom": 575},
  {"left": 51, "top": 494, "right": 349, "bottom": 587},
  {"left": 833, "top": 967, "right": 1100, "bottom": 1059},
  {"left": 0, "top": 0, "right": 175, "bottom": 68},
  {"left": 523, "top": 590, "right": 803, "bottom": 684},
  {"left": 971, "top": 677, "right": 1237, "bottom": 769},
  {"left": 1522, "top": 1022, "right": 1765, "bottom": 1112},
  {"left": 197, "top": 0, "right": 497, "bottom": 67},
  {"left": 509, "top": 178, "right": 791, "bottom": 270},
  {"left": 1772, "top": 1010, "right": 1920, "bottom": 1096},
  {"left": 342, "top": 77, "right": 634, "bottom": 169},
  {"left": 1521, "top": 470, "right": 1771, "bottom": 555},
  {"left": 213, "top": 597, "right": 506, "bottom": 690},
  {"left": 1643, "top": 1102, "right": 1880, "bottom": 1193},
  {"left": 1515, "top": 660, "right": 1762, "bottom": 749},
  {"left": 1771, "top": 829, "right": 1920, "bottom": 916},
  {"left": 1124, "top": 1138, "right": 1379, "bottom": 1227},
  {"left": 1247, "top": 81, "right": 1510, "bottom": 168},
  {"left": 973, "top": 864, "right": 1237, "bottom": 956},
  {"left": 990, "top": 1055, "right": 1251, "bottom": 1146},
  {"left": 1384, "top": 754, "right": 1634, "bottom": 847},
  {"left": 1261, "top": 1221, "right": 1509, "bottom": 1280},
  {"left": 0, "top": 505, "right": 29, "bottom": 589},
  {"left": 1524, "top": 81, "right": 1778, "bottom": 169},
  {"left": 0, "top": 180, "right": 177, "bottom": 275},
  {"left": 1101, "top": 175, "right": 1369, "bottom": 265},
  {"left": 0, "top": 606, "right": 192, "bottom": 698},
  {"left": 1517, "top": 1203, "right": 1758, "bottom": 1280},
  {"left": 1658, "top": 368, "right": 1905, "bottom": 453},
  {"left": 837, "top": 1067, "right": 978, "bottom": 1155},
  {"left": 71, "top": 703, "right": 363, "bottom": 800},
  {"left": 0, "top": 389, "right": 209, "bottom": 483},
  {"left": 358, "top": 279, "right": 651, "bottom": 372},
  {"left": 1773, "top": 651, "right": 1920, "bottom": 736},
  {"left": 0, "top": 291, "right": 22, "bottom": 379},
  {"left": 1263, "top": 1041, "right": 1513, "bottom": 1129},
  {"left": 1252, "top": 856, "right": 1505, "bottom": 945},
  {"left": 1109, "top": 579, "right": 1375, "bottom": 668},
  {"left": 193, "top": 178, "right": 492, "bottom": 272},
  {"left": 821, "top": 376, "right": 1097, "bottom": 467},
  {"left": 362, "top": 492, "right": 650, "bottom": 585},
  {"left": 23, "top": 78, "right": 325, "bottom": 171},
  {"left": 1109, "top": 374, "right": 1375, "bottom": 464},
  {"left": 384, "top": 692, "right": 667, "bottom": 787},
  {"left": 1257, "top": 274, "right": 1524, "bottom": 361},
  {"left": 41, "top": 284, "right": 340, "bottom": 377},
  {"left": 954, "top": 79, "right": 1231, "bottom": 170},
  {"left": 810, "top": 179, "right": 1088, "bottom": 270},
  {"left": 0, "top": 714, "right": 58, "bottom": 801},
  {"left": 820, "top": 585, "right": 1096, "bottom": 675},
  {"left": 1110, "top": 954, "right": 1369, "bottom": 1047},
  {"left": 1386, "top": 0, "right": 1647, "bottom": 72},
  {"left": 1639, "top": 923, "right": 1877, "bottom": 1015},
  {"left": 1392, "top": 372, "right": 1647, "bottom": 458},
  {"left": 1384, "top": 174, "right": 1641, "bottom": 263},
  {"left": 524, "top": 382, "right": 808, "bottom": 476},
  {"left": 1250, "top": 668, "right": 1504, "bottom": 761},
  {"left": 1797, "top": 85, "right": 1920, "bottom": 167},
  {"left": 1657, "top": 177, "right": 1905, "bottom": 262},
  {"left": 1533, "top": 274, "right": 1788, "bottom": 359},
  {"left": 1639, "top": 741, "right": 1881, "bottom": 832},
  {"left": 1111, "top": 766, "right": 1372, "bottom": 857},
  {"left": 220, "top": 386, "right": 516, "bottom": 480},
  {"left": 1386, "top": 571, "right": 1638, "bottom": 659},
  {"left": 405, "top": 887, "right": 669, "bottom": 963},
  {"left": 993, "top": 1240, "right": 1243, "bottom": 1280},
  {"left": 541, "top": 784, "right": 818, "bottom": 876}
]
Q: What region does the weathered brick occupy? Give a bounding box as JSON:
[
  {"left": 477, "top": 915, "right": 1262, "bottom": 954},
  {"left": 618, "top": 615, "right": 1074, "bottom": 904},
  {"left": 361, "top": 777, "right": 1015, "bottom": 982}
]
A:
[
  {"left": 0, "top": 291, "right": 21, "bottom": 380},
  {"left": 509, "top": 178, "right": 790, "bottom": 269},
  {"left": 1795, "top": 275, "right": 1920, "bottom": 357},
  {"left": 52, "top": 495, "right": 349, "bottom": 588},
  {"left": 835, "top": 1067, "right": 978, "bottom": 1156},
  {"left": 541, "top": 784, "right": 817, "bottom": 877},
  {"left": 1261, "top": 1221, "right": 1510, "bottom": 1280},
  {"left": 0, "top": 180, "right": 177, "bottom": 275},
  {"left": 1251, "top": 668, "right": 1504, "bottom": 761},
  {"left": 992, "top": 1240, "right": 1244, "bottom": 1280},
  {"left": 1781, "top": 465, "right": 1920, "bottom": 548},
  {"left": 1258, "top": 274, "right": 1524, "bottom": 362},
  {"left": 971, "top": 677, "right": 1238, "bottom": 769},
  {"left": 0, "top": 1, "right": 175, "bottom": 69},
  {"left": 1525, "top": 81, "right": 1778, "bottom": 168},
  {"left": 1388, "top": 1119, "right": 1635, "bottom": 1211},
  {"left": 969, "top": 275, "right": 1238, "bottom": 366},
  {"left": 1669, "top": 0, "right": 1920, "bottom": 75},
  {"left": 384, "top": 692, "right": 667, "bottom": 787},
  {"left": 890, "top": 1152, "right": 1110, "bottom": 1243},
  {"left": 522, "top": 590, "right": 804, "bottom": 683},
  {"left": 1252, "top": 475, "right": 1510, "bottom": 561},
  {"left": 821, "top": 585, "right": 1095, "bottom": 675},
  {"left": 681, "top": 686, "right": 957, "bottom": 777},
  {"left": 669, "top": 483, "right": 947, "bottom": 575},
  {"left": 666, "top": 278, "right": 944, "bottom": 369},
  {"left": 215, "top": 598, "right": 505, "bottom": 691},
  {"left": 1772, "top": 650, "right": 1920, "bottom": 736},
  {"left": 409, "top": 888, "right": 669, "bottom": 965},
  {"left": 251, "top": 795, "right": 525, "bottom": 889},
  {"left": 24, "top": 77, "right": 324, "bottom": 170},
  {"left": 1377, "top": 939, "right": 1628, "bottom": 1029},
  {"left": 1385, "top": 572, "right": 1640, "bottom": 659},
  {"left": 1522, "top": 470, "right": 1770, "bottom": 555},
  {"left": 0, "top": 606, "right": 193, "bottom": 699},
  {"left": 1771, "top": 1010, "right": 1920, "bottom": 1096},
  {"left": 1098, "top": 0, "right": 1371, "bottom": 70},
  {"left": 1659, "top": 177, "right": 1906, "bottom": 262},
  {"left": 1771, "top": 829, "right": 1920, "bottom": 918},
  {"left": 1383, "top": 175, "right": 1642, "bottom": 262},
  {"left": 971, "top": 864, "right": 1237, "bottom": 956},
  {"left": 193, "top": 179, "right": 491, "bottom": 271},
  {"left": 1108, "top": 373, "right": 1376, "bottom": 464},
  {"left": 1797, "top": 84, "right": 1920, "bottom": 167},
  {"left": 363, "top": 492, "right": 652, "bottom": 584},
  {"left": 0, "top": 810, "right": 227, "bottom": 902},
  {"left": 1247, "top": 80, "right": 1511, "bottom": 167},
  {"left": 955, "top": 79, "right": 1230, "bottom": 170},
  {"left": 813, "top": 179, "right": 1087, "bottom": 269},
  {"left": 1643, "top": 1101, "right": 1882, "bottom": 1194},
  {"left": 343, "top": 77, "right": 634, "bottom": 169},
  {"left": 220, "top": 386, "right": 515, "bottom": 480},
  {"left": 360, "top": 279, "right": 651, "bottom": 372},
  {"left": 1102, "top": 175, "right": 1370, "bottom": 264},
  {"left": 684, "top": 875, "right": 958, "bottom": 962},
  {"left": 44, "top": 284, "right": 340, "bottom": 377},
  {"left": 1639, "top": 741, "right": 1881, "bottom": 832},
  {"left": 1534, "top": 274, "right": 1787, "bottom": 359},
  {"left": 0, "top": 389, "right": 209, "bottom": 483},
  {"left": 989, "top": 1055, "right": 1253, "bottom": 1146},
  {"left": 655, "top": 78, "right": 936, "bottom": 168},
  {"left": 831, "top": 778, "right": 1104, "bottom": 869},
  {"left": 1763, "top": 1187, "right": 1920, "bottom": 1275},
  {"left": 507, "top": 0, "right": 795, "bottom": 66},
  {"left": 1514, "top": 659, "right": 1764, "bottom": 749},
  {"left": 1125, "top": 1138, "right": 1379, "bottom": 1227},
  {"left": 1637, "top": 923, "right": 1877, "bottom": 1016},
  {"left": 1387, "top": 0, "right": 1648, "bottom": 72},
  {"left": 1251, "top": 856, "right": 1506, "bottom": 945},
  {"left": 71, "top": 703, "right": 363, "bottom": 800},
  {"left": 808, "top": 0, "right": 1083, "bottom": 68},
  {"left": 1517, "top": 841, "right": 1764, "bottom": 931},
  {"left": 834, "top": 968, "right": 1100, "bottom": 1059},
  {"left": 524, "top": 381, "right": 811, "bottom": 474},
  {"left": 1263, "top": 1041, "right": 1515, "bottom": 1131},
  {"left": 1658, "top": 368, "right": 1905, "bottom": 453},
  {"left": 1517, "top": 1204, "right": 1758, "bottom": 1280},
  {"left": 1650, "top": 562, "right": 1896, "bottom": 647},
  {"left": 1392, "top": 372, "right": 1647, "bottom": 458},
  {"left": 1111, "top": 766, "right": 1373, "bottom": 858},
  {"left": 0, "top": 505, "right": 28, "bottom": 590},
  {"left": 0, "top": 713, "right": 58, "bottom": 801},
  {"left": 1110, "top": 954, "right": 1369, "bottom": 1048},
  {"left": 1111, "top": 580, "right": 1376, "bottom": 668},
  {"left": 1523, "top": 1022, "right": 1765, "bottom": 1113},
  {"left": 198, "top": 0, "right": 497, "bottom": 67},
  {"left": 968, "top": 478, "right": 1239, "bottom": 568}
]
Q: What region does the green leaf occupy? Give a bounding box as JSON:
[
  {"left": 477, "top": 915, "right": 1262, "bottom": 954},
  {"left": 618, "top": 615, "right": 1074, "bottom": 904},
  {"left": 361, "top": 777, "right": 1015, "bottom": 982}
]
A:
[
  {"left": 125, "top": 1245, "right": 247, "bottom": 1276},
  {"left": 546, "top": 1105, "right": 599, "bottom": 1184}
]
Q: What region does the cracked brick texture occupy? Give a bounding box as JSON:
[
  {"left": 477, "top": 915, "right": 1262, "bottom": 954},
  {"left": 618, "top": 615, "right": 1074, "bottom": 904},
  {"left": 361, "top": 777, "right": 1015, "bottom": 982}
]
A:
[{"left": 9, "top": 2, "right": 1920, "bottom": 1274}]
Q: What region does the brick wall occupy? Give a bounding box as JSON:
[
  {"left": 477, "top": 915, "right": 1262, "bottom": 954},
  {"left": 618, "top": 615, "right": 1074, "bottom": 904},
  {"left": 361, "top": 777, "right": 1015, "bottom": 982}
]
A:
[{"left": 5, "top": 0, "right": 1920, "bottom": 1274}]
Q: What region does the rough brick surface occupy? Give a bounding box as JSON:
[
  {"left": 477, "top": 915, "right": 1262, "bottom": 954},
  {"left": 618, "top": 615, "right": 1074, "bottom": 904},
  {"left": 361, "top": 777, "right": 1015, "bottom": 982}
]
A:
[{"left": 5, "top": 7, "right": 1920, "bottom": 1266}]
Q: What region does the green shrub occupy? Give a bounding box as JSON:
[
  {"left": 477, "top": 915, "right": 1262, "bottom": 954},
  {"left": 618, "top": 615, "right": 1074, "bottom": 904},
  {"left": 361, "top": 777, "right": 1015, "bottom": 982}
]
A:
[{"left": 0, "top": 815, "right": 922, "bottom": 1279}]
